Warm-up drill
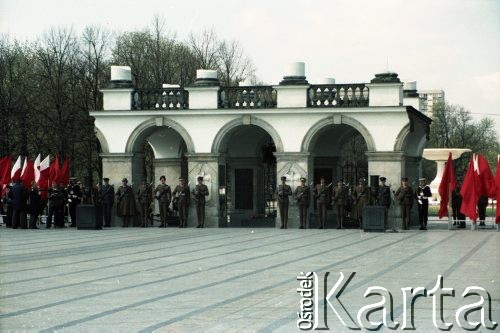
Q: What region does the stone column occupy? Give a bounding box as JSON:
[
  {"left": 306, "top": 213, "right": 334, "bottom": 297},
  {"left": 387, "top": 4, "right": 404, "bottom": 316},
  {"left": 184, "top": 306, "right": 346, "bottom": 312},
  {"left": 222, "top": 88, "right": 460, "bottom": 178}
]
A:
[
  {"left": 404, "top": 156, "right": 422, "bottom": 186},
  {"left": 153, "top": 158, "right": 182, "bottom": 215},
  {"left": 185, "top": 153, "right": 220, "bottom": 228},
  {"left": 366, "top": 151, "right": 406, "bottom": 230},
  {"left": 100, "top": 152, "right": 143, "bottom": 226},
  {"left": 274, "top": 152, "right": 312, "bottom": 229}
]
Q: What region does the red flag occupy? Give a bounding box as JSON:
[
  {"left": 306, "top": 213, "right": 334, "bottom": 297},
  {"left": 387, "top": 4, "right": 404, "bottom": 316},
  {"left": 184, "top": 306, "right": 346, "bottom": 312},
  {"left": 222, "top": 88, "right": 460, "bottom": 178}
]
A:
[
  {"left": 49, "top": 155, "right": 60, "bottom": 185},
  {"left": 58, "top": 159, "right": 70, "bottom": 186},
  {"left": 476, "top": 154, "right": 496, "bottom": 198},
  {"left": 460, "top": 155, "right": 479, "bottom": 221},
  {"left": 0, "top": 156, "right": 12, "bottom": 186},
  {"left": 21, "top": 157, "right": 35, "bottom": 189},
  {"left": 438, "top": 152, "right": 457, "bottom": 219},
  {"left": 11, "top": 155, "right": 22, "bottom": 181},
  {"left": 496, "top": 156, "right": 500, "bottom": 224}
]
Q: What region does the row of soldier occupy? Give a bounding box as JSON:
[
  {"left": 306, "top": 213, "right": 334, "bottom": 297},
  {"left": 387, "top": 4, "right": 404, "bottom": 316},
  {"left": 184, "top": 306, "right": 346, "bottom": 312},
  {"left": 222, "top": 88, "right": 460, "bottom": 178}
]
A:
[
  {"left": 112, "top": 176, "right": 208, "bottom": 228},
  {"left": 278, "top": 176, "right": 435, "bottom": 230}
]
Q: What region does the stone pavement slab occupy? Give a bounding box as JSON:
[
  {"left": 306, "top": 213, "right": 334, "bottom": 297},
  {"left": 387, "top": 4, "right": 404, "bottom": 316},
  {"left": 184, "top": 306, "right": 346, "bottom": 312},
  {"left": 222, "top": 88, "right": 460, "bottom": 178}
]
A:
[{"left": 0, "top": 223, "right": 498, "bottom": 332}]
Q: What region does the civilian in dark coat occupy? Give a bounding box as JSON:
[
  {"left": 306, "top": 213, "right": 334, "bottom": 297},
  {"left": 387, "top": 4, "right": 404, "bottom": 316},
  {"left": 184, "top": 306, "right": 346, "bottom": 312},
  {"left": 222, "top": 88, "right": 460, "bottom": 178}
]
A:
[{"left": 11, "top": 179, "right": 28, "bottom": 229}]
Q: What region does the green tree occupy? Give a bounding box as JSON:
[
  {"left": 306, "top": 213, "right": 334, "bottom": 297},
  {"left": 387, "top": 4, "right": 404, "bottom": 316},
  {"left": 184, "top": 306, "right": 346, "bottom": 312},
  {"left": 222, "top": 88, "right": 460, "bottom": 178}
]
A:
[{"left": 423, "top": 101, "right": 500, "bottom": 180}]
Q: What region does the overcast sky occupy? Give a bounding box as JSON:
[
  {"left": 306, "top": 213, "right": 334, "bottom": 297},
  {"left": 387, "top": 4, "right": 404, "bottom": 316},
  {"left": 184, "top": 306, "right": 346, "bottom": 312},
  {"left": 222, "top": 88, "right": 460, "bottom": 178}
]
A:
[{"left": 1, "top": 0, "right": 499, "bottom": 132}]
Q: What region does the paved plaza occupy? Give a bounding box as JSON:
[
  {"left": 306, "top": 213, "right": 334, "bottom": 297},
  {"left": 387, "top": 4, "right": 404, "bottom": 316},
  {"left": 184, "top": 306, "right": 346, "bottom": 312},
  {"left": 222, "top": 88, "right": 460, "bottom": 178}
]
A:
[{"left": 0, "top": 222, "right": 498, "bottom": 332}]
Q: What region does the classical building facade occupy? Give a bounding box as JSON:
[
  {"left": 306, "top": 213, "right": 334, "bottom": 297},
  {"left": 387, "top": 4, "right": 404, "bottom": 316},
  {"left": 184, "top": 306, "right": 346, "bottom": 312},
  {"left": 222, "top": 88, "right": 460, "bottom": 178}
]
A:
[{"left": 91, "top": 63, "right": 431, "bottom": 228}]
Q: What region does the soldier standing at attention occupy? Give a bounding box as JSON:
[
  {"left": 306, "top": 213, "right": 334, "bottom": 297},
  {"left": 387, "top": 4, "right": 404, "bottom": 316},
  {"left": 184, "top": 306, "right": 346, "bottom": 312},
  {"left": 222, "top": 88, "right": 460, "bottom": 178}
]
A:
[
  {"left": 137, "top": 179, "right": 153, "bottom": 227},
  {"left": 395, "top": 177, "right": 413, "bottom": 230},
  {"left": 28, "top": 181, "right": 41, "bottom": 229},
  {"left": 155, "top": 175, "right": 171, "bottom": 228},
  {"left": 332, "top": 179, "right": 347, "bottom": 229},
  {"left": 173, "top": 178, "right": 190, "bottom": 228},
  {"left": 293, "top": 177, "right": 310, "bottom": 229},
  {"left": 376, "top": 177, "right": 391, "bottom": 228},
  {"left": 415, "top": 177, "right": 432, "bottom": 230},
  {"left": 192, "top": 176, "right": 209, "bottom": 228},
  {"left": 314, "top": 177, "right": 330, "bottom": 229},
  {"left": 353, "top": 178, "right": 371, "bottom": 229},
  {"left": 116, "top": 178, "right": 137, "bottom": 227},
  {"left": 67, "top": 178, "right": 82, "bottom": 227},
  {"left": 277, "top": 176, "right": 292, "bottom": 229},
  {"left": 100, "top": 178, "right": 114, "bottom": 227}
]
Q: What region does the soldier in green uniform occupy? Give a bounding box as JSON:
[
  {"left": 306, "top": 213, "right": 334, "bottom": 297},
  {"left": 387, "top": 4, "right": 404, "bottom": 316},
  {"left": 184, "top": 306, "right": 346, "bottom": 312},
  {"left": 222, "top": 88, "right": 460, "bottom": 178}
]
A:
[
  {"left": 173, "top": 178, "right": 190, "bottom": 228},
  {"left": 277, "top": 176, "right": 292, "bottom": 229},
  {"left": 137, "top": 179, "right": 152, "bottom": 227},
  {"left": 376, "top": 176, "right": 391, "bottom": 228},
  {"left": 293, "top": 177, "right": 310, "bottom": 229},
  {"left": 314, "top": 177, "right": 330, "bottom": 229},
  {"left": 155, "top": 175, "right": 171, "bottom": 228},
  {"left": 116, "top": 178, "right": 137, "bottom": 227},
  {"left": 332, "top": 179, "right": 347, "bottom": 229},
  {"left": 353, "top": 178, "right": 371, "bottom": 228},
  {"left": 395, "top": 177, "right": 413, "bottom": 230},
  {"left": 192, "top": 176, "right": 209, "bottom": 228}
]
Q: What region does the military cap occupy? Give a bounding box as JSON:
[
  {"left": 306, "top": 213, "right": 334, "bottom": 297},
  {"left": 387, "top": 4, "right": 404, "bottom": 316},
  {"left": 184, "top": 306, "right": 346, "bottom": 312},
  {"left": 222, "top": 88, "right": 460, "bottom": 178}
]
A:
[
  {"left": 401, "top": 177, "right": 409, "bottom": 181},
  {"left": 300, "top": 177, "right": 306, "bottom": 182},
  {"left": 70, "top": 177, "right": 76, "bottom": 180},
  {"left": 160, "top": 175, "right": 166, "bottom": 180},
  {"left": 103, "top": 177, "right": 110, "bottom": 182},
  {"left": 197, "top": 176, "right": 204, "bottom": 181},
  {"left": 122, "top": 178, "right": 128, "bottom": 183},
  {"left": 380, "top": 177, "right": 387, "bottom": 182},
  {"left": 281, "top": 176, "right": 287, "bottom": 181},
  {"left": 178, "top": 177, "right": 185, "bottom": 181},
  {"left": 419, "top": 178, "right": 426, "bottom": 181}
]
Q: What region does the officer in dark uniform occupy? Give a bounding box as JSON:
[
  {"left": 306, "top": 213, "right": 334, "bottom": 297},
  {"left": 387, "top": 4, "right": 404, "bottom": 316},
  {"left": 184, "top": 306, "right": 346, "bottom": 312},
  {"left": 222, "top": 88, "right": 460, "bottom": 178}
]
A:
[
  {"left": 192, "top": 176, "right": 209, "bottom": 228},
  {"left": 99, "top": 178, "right": 114, "bottom": 227},
  {"left": 28, "top": 181, "right": 41, "bottom": 229},
  {"left": 353, "top": 178, "right": 371, "bottom": 228},
  {"left": 332, "top": 179, "right": 347, "bottom": 229},
  {"left": 277, "top": 176, "right": 292, "bottom": 229},
  {"left": 415, "top": 177, "right": 432, "bottom": 230},
  {"left": 314, "top": 177, "right": 330, "bottom": 229},
  {"left": 67, "top": 177, "right": 82, "bottom": 227},
  {"left": 173, "top": 178, "right": 190, "bottom": 227},
  {"left": 376, "top": 177, "right": 391, "bottom": 228},
  {"left": 47, "top": 181, "right": 65, "bottom": 228},
  {"left": 293, "top": 177, "right": 310, "bottom": 229},
  {"left": 155, "top": 175, "right": 171, "bottom": 228},
  {"left": 137, "top": 179, "right": 153, "bottom": 227},
  {"left": 395, "top": 177, "right": 413, "bottom": 230}
]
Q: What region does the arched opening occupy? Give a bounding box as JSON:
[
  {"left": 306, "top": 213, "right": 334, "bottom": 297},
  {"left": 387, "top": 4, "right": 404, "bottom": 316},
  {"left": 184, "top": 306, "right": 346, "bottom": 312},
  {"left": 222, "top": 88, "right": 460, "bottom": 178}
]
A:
[
  {"left": 309, "top": 124, "right": 369, "bottom": 228},
  {"left": 216, "top": 124, "right": 277, "bottom": 227}
]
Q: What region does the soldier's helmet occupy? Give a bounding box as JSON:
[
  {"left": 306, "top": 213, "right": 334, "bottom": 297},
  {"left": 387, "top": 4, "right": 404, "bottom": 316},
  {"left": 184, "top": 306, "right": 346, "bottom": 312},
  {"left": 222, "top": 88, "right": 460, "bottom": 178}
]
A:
[
  {"left": 281, "top": 176, "right": 287, "bottom": 181},
  {"left": 380, "top": 177, "right": 387, "bottom": 182},
  {"left": 197, "top": 176, "right": 204, "bottom": 181},
  {"left": 122, "top": 178, "right": 128, "bottom": 183}
]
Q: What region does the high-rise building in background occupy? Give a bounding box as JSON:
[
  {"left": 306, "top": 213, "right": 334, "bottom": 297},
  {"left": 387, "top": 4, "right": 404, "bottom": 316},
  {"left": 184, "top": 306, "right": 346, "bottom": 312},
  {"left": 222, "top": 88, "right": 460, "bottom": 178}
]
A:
[{"left": 418, "top": 90, "right": 445, "bottom": 117}]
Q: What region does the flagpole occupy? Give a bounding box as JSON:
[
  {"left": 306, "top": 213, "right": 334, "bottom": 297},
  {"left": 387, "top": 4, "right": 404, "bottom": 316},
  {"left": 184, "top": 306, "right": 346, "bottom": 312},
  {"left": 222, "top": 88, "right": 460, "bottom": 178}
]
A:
[{"left": 447, "top": 184, "right": 452, "bottom": 230}]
